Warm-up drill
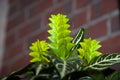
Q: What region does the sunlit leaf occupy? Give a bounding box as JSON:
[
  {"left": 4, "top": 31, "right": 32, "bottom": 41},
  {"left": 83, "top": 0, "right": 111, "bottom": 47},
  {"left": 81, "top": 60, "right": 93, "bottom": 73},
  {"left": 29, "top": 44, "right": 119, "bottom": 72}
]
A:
[
  {"left": 48, "top": 14, "right": 74, "bottom": 60},
  {"left": 29, "top": 40, "right": 50, "bottom": 63},
  {"left": 78, "top": 38, "right": 102, "bottom": 65}
]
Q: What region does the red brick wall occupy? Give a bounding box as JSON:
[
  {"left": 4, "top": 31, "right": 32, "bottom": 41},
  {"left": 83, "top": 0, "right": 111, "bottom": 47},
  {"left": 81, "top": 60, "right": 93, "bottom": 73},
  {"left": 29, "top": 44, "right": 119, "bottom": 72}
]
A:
[{"left": 1, "top": 0, "right": 120, "bottom": 76}]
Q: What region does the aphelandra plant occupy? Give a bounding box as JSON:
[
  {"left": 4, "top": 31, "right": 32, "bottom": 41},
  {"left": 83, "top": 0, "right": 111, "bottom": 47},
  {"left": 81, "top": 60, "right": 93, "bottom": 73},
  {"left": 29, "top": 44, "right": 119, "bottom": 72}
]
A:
[{"left": 1, "top": 14, "right": 120, "bottom": 80}]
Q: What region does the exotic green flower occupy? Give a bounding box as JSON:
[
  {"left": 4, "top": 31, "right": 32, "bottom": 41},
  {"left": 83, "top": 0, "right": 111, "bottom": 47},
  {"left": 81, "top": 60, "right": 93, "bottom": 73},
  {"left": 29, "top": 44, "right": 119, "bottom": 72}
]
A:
[
  {"left": 48, "top": 14, "right": 74, "bottom": 60},
  {"left": 29, "top": 40, "right": 49, "bottom": 63},
  {"left": 78, "top": 38, "right": 102, "bottom": 65}
]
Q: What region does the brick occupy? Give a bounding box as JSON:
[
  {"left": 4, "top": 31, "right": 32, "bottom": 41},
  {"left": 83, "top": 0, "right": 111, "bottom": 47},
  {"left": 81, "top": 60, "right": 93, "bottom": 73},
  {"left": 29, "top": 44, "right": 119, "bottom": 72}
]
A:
[
  {"left": 91, "top": 0, "right": 118, "bottom": 20},
  {"left": 18, "top": 18, "right": 41, "bottom": 38},
  {"left": 53, "top": 1, "right": 72, "bottom": 14},
  {"left": 52, "top": 5, "right": 66, "bottom": 14},
  {"left": 35, "top": 31, "right": 49, "bottom": 40},
  {"left": 101, "top": 0, "right": 118, "bottom": 14},
  {"left": 65, "top": 1, "right": 73, "bottom": 14},
  {"left": 8, "top": 3, "right": 18, "bottom": 17},
  {"left": 0, "top": 65, "right": 11, "bottom": 76},
  {"left": 7, "top": 12, "right": 25, "bottom": 32},
  {"left": 42, "top": 4, "right": 67, "bottom": 27},
  {"left": 25, "top": 38, "right": 36, "bottom": 53},
  {"left": 100, "top": 35, "right": 120, "bottom": 53},
  {"left": 10, "top": 55, "right": 31, "bottom": 72},
  {"left": 43, "top": 1, "right": 72, "bottom": 25},
  {"left": 18, "top": 0, "right": 41, "bottom": 11},
  {"left": 111, "top": 15, "right": 120, "bottom": 32},
  {"left": 6, "top": 19, "right": 14, "bottom": 32},
  {"left": 70, "top": 10, "right": 87, "bottom": 29},
  {"left": 24, "top": 30, "right": 49, "bottom": 52},
  {"left": 8, "top": 0, "right": 16, "bottom": 4},
  {"left": 5, "top": 32, "right": 15, "bottom": 48},
  {"left": 3, "top": 42, "right": 23, "bottom": 62},
  {"left": 56, "top": 0, "right": 64, "bottom": 3},
  {"left": 24, "top": 31, "right": 48, "bottom": 51},
  {"left": 8, "top": 0, "right": 39, "bottom": 17},
  {"left": 85, "top": 20, "right": 107, "bottom": 39},
  {"left": 29, "top": 0, "right": 52, "bottom": 18},
  {"left": 76, "top": 0, "right": 89, "bottom": 9},
  {"left": 44, "top": 6, "right": 65, "bottom": 25}
]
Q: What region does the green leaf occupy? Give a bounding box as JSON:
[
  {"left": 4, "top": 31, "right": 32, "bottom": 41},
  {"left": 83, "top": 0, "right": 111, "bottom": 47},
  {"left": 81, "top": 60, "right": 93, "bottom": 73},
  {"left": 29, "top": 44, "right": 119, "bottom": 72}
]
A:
[
  {"left": 0, "top": 63, "right": 35, "bottom": 80},
  {"left": 79, "top": 76, "right": 93, "bottom": 80},
  {"left": 88, "top": 70, "right": 105, "bottom": 80},
  {"left": 29, "top": 40, "right": 50, "bottom": 63},
  {"left": 107, "top": 71, "right": 120, "bottom": 80},
  {"left": 71, "top": 28, "right": 86, "bottom": 51},
  {"left": 84, "top": 54, "right": 120, "bottom": 70},
  {"left": 51, "top": 56, "right": 82, "bottom": 79},
  {"left": 35, "top": 63, "right": 49, "bottom": 75},
  {"left": 48, "top": 14, "right": 74, "bottom": 60},
  {"left": 78, "top": 38, "right": 102, "bottom": 65},
  {"left": 34, "top": 61, "right": 61, "bottom": 80}
]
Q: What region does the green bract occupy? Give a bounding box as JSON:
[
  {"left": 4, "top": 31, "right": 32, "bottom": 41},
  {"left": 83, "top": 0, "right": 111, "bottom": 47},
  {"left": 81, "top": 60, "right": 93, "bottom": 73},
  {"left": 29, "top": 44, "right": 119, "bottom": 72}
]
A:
[
  {"left": 78, "top": 38, "right": 102, "bottom": 65},
  {"left": 48, "top": 14, "right": 74, "bottom": 60},
  {"left": 29, "top": 40, "right": 49, "bottom": 63}
]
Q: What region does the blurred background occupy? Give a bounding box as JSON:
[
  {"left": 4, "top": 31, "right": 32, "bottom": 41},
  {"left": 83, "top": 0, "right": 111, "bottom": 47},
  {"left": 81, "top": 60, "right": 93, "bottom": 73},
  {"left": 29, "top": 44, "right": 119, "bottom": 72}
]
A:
[{"left": 0, "top": 0, "right": 120, "bottom": 76}]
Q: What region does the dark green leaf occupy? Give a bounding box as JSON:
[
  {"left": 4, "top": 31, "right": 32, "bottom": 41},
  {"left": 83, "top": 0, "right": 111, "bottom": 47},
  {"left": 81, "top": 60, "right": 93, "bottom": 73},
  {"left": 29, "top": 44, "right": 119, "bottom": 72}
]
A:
[
  {"left": 51, "top": 56, "right": 82, "bottom": 79},
  {"left": 79, "top": 76, "right": 93, "bottom": 80},
  {"left": 0, "top": 63, "right": 35, "bottom": 80},
  {"left": 71, "top": 28, "right": 85, "bottom": 51},
  {"left": 35, "top": 63, "right": 50, "bottom": 75},
  {"left": 88, "top": 70, "right": 105, "bottom": 80},
  {"left": 107, "top": 71, "right": 120, "bottom": 80},
  {"left": 84, "top": 54, "right": 120, "bottom": 70}
]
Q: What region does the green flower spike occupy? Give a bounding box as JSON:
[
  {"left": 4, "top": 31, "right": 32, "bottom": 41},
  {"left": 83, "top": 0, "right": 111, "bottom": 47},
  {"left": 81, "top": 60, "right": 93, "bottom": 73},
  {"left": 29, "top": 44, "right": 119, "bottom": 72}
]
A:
[
  {"left": 48, "top": 14, "right": 74, "bottom": 60},
  {"left": 78, "top": 38, "right": 102, "bottom": 65},
  {"left": 29, "top": 40, "right": 50, "bottom": 63}
]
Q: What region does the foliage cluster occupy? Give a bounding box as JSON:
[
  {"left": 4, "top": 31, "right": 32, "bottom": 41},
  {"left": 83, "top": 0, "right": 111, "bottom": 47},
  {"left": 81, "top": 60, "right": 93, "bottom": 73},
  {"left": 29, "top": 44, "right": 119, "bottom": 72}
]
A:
[{"left": 1, "top": 14, "right": 120, "bottom": 80}]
